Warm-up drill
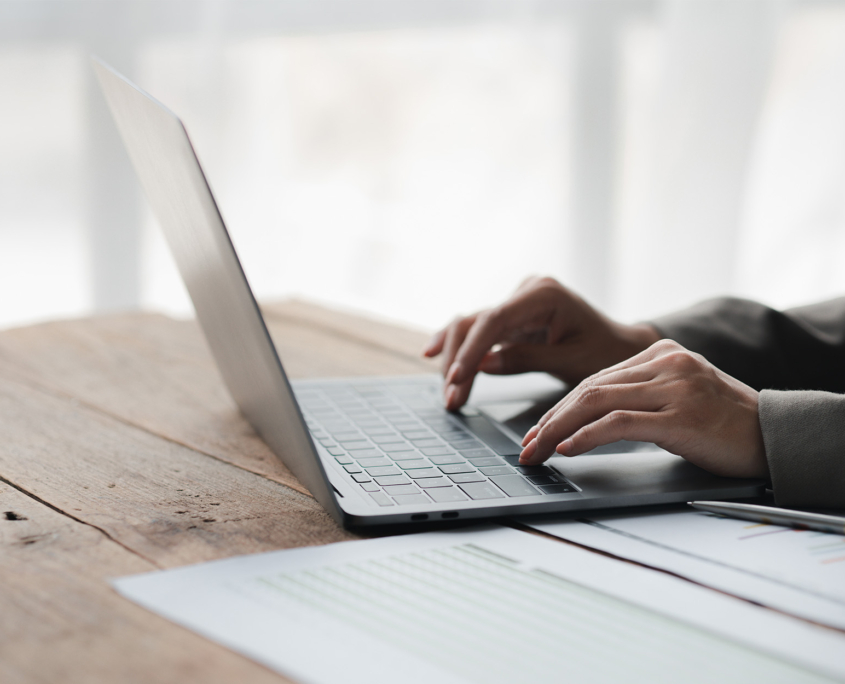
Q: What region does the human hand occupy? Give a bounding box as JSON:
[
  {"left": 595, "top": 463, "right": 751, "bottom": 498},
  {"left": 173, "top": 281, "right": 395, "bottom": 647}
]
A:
[
  {"left": 423, "top": 276, "right": 660, "bottom": 410},
  {"left": 519, "top": 339, "right": 768, "bottom": 479}
]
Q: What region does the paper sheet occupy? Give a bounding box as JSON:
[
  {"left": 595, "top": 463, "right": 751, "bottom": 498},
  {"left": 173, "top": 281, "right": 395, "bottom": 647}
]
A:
[
  {"left": 523, "top": 507, "right": 845, "bottom": 631},
  {"left": 113, "top": 526, "right": 845, "bottom": 684}
]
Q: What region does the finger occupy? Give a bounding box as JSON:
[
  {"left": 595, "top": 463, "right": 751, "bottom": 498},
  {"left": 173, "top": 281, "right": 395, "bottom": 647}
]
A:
[
  {"left": 440, "top": 316, "right": 475, "bottom": 378},
  {"left": 446, "top": 310, "right": 511, "bottom": 386},
  {"left": 523, "top": 411, "right": 667, "bottom": 465},
  {"left": 557, "top": 411, "right": 668, "bottom": 458},
  {"left": 423, "top": 328, "right": 447, "bottom": 357},
  {"left": 530, "top": 359, "right": 665, "bottom": 435},
  {"left": 448, "top": 293, "right": 551, "bottom": 385},
  {"left": 522, "top": 381, "right": 665, "bottom": 463},
  {"left": 445, "top": 377, "right": 475, "bottom": 411}
]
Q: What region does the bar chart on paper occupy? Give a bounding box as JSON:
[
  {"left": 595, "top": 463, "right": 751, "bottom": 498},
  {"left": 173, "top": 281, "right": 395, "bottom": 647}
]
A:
[{"left": 525, "top": 508, "right": 845, "bottom": 630}]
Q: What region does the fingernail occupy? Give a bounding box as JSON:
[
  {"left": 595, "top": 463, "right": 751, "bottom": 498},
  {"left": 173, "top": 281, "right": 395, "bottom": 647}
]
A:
[
  {"left": 521, "top": 425, "right": 539, "bottom": 446},
  {"left": 556, "top": 439, "right": 574, "bottom": 456},
  {"left": 446, "top": 362, "right": 463, "bottom": 385},
  {"left": 519, "top": 438, "right": 537, "bottom": 463}
]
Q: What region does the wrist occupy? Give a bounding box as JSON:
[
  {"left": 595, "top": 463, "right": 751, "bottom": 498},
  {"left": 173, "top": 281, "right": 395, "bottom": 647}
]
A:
[{"left": 613, "top": 322, "right": 662, "bottom": 360}]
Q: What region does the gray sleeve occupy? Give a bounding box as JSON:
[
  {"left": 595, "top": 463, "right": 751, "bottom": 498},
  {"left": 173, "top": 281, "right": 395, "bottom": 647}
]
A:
[
  {"left": 759, "top": 390, "right": 845, "bottom": 509},
  {"left": 650, "top": 296, "right": 845, "bottom": 392},
  {"left": 650, "top": 296, "right": 845, "bottom": 508}
]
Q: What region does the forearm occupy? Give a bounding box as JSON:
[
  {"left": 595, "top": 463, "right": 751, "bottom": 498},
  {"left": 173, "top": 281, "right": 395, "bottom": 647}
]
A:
[
  {"left": 760, "top": 390, "right": 845, "bottom": 509},
  {"left": 650, "top": 296, "right": 845, "bottom": 392}
]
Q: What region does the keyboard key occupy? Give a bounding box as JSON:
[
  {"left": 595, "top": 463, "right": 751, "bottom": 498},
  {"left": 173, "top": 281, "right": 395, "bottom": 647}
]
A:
[
  {"left": 420, "top": 446, "right": 454, "bottom": 457},
  {"left": 449, "top": 473, "right": 486, "bottom": 484},
  {"left": 459, "top": 448, "right": 495, "bottom": 459},
  {"left": 429, "top": 454, "right": 464, "bottom": 465},
  {"left": 392, "top": 494, "right": 432, "bottom": 506},
  {"left": 366, "top": 466, "right": 402, "bottom": 477},
  {"left": 348, "top": 448, "right": 382, "bottom": 459},
  {"left": 340, "top": 440, "right": 372, "bottom": 449},
  {"left": 527, "top": 474, "right": 561, "bottom": 485},
  {"left": 414, "top": 408, "right": 444, "bottom": 417},
  {"left": 332, "top": 431, "right": 363, "bottom": 440},
  {"left": 447, "top": 436, "right": 482, "bottom": 447},
  {"left": 356, "top": 419, "right": 386, "bottom": 428},
  {"left": 490, "top": 475, "right": 540, "bottom": 497},
  {"left": 374, "top": 474, "right": 411, "bottom": 486},
  {"left": 380, "top": 442, "right": 414, "bottom": 453},
  {"left": 368, "top": 491, "right": 394, "bottom": 507},
  {"left": 346, "top": 409, "right": 375, "bottom": 418},
  {"left": 401, "top": 430, "right": 434, "bottom": 440},
  {"left": 318, "top": 439, "right": 338, "bottom": 447},
  {"left": 502, "top": 455, "right": 521, "bottom": 466},
  {"left": 458, "top": 482, "right": 505, "bottom": 500},
  {"left": 333, "top": 455, "right": 354, "bottom": 465},
  {"left": 360, "top": 482, "right": 380, "bottom": 492},
  {"left": 539, "top": 484, "right": 575, "bottom": 494},
  {"left": 422, "top": 418, "right": 453, "bottom": 429},
  {"left": 390, "top": 420, "right": 423, "bottom": 429},
  {"left": 382, "top": 484, "right": 420, "bottom": 496},
  {"left": 371, "top": 433, "right": 402, "bottom": 443},
  {"left": 461, "top": 416, "right": 522, "bottom": 455},
  {"left": 351, "top": 473, "right": 372, "bottom": 483},
  {"left": 515, "top": 465, "right": 556, "bottom": 476},
  {"left": 407, "top": 469, "right": 441, "bottom": 479},
  {"left": 411, "top": 439, "right": 445, "bottom": 449},
  {"left": 436, "top": 426, "right": 469, "bottom": 437},
  {"left": 439, "top": 464, "right": 476, "bottom": 475},
  {"left": 343, "top": 464, "right": 363, "bottom": 474},
  {"left": 327, "top": 447, "right": 346, "bottom": 456},
  {"left": 357, "top": 457, "right": 391, "bottom": 468},
  {"left": 467, "top": 457, "right": 505, "bottom": 467},
  {"left": 479, "top": 466, "right": 513, "bottom": 477},
  {"left": 416, "top": 477, "right": 453, "bottom": 488},
  {"left": 427, "top": 487, "right": 469, "bottom": 503},
  {"left": 397, "top": 459, "right": 430, "bottom": 470},
  {"left": 387, "top": 451, "right": 423, "bottom": 461}
]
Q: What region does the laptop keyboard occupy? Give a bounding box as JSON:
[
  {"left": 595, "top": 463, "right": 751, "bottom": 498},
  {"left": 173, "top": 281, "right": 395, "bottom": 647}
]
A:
[{"left": 294, "top": 383, "right": 576, "bottom": 508}]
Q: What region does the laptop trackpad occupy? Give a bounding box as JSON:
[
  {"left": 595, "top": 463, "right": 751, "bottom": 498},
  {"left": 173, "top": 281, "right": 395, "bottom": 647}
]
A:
[{"left": 549, "top": 451, "right": 739, "bottom": 496}]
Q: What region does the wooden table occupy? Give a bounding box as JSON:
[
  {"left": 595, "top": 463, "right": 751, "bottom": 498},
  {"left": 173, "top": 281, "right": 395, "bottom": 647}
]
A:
[{"left": 0, "top": 300, "right": 442, "bottom": 683}]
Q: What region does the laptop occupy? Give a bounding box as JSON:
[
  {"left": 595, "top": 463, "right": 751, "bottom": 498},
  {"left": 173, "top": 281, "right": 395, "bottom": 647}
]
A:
[{"left": 93, "top": 58, "right": 765, "bottom": 528}]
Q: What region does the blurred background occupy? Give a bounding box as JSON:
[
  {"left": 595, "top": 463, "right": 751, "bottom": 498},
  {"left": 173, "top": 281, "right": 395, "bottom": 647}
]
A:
[{"left": 2, "top": 0, "right": 845, "bottom": 335}]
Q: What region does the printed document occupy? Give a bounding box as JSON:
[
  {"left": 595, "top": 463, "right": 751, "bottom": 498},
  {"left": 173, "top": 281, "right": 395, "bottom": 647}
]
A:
[
  {"left": 113, "top": 526, "right": 845, "bottom": 684},
  {"left": 523, "top": 506, "right": 845, "bottom": 630}
]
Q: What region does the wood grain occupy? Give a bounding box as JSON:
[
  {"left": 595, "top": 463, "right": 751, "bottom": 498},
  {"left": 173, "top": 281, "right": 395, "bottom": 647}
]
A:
[
  {"left": 262, "top": 298, "right": 438, "bottom": 366},
  {"left": 0, "top": 303, "right": 435, "bottom": 497},
  {"left": 0, "top": 482, "right": 292, "bottom": 684},
  {"left": 0, "top": 302, "right": 429, "bottom": 683},
  {"left": 0, "top": 373, "right": 356, "bottom": 569}
]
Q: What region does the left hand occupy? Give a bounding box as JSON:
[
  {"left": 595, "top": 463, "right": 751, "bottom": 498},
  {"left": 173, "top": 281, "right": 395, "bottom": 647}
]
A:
[{"left": 519, "top": 339, "right": 769, "bottom": 479}]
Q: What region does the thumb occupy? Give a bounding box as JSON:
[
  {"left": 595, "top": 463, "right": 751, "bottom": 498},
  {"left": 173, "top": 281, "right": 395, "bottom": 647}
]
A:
[{"left": 478, "top": 344, "right": 569, "bottom": 376}]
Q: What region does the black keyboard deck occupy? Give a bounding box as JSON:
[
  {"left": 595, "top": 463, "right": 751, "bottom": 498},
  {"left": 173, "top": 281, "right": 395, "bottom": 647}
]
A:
[{"left": 295, "top": 383, "right": 576, "bottom": 508}]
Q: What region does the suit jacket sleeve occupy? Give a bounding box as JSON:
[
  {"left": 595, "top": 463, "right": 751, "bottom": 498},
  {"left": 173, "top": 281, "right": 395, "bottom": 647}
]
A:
[{"left": 650, "top": 297, "right": 845, "bottom": 508}]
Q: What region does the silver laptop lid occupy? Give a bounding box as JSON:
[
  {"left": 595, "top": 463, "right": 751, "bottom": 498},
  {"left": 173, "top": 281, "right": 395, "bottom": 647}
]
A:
[{"left": 93, "top": 58, "right": 343, "bottom": 524}]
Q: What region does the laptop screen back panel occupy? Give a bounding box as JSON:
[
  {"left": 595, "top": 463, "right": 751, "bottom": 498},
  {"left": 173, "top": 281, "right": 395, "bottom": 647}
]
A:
[{"left": 93, "top": 59, "right": 345, "bottom": 525}]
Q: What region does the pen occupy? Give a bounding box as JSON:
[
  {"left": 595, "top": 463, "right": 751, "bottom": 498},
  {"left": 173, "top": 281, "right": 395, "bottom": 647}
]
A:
[{"left": 688, "top": 501, "right": 845, "bottom": 536}]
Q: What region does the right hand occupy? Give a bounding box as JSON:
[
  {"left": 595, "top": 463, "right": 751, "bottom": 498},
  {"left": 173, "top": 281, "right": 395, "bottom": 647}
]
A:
[{"left": 423, "top": 276, "right": 661, "bottom": 410}]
